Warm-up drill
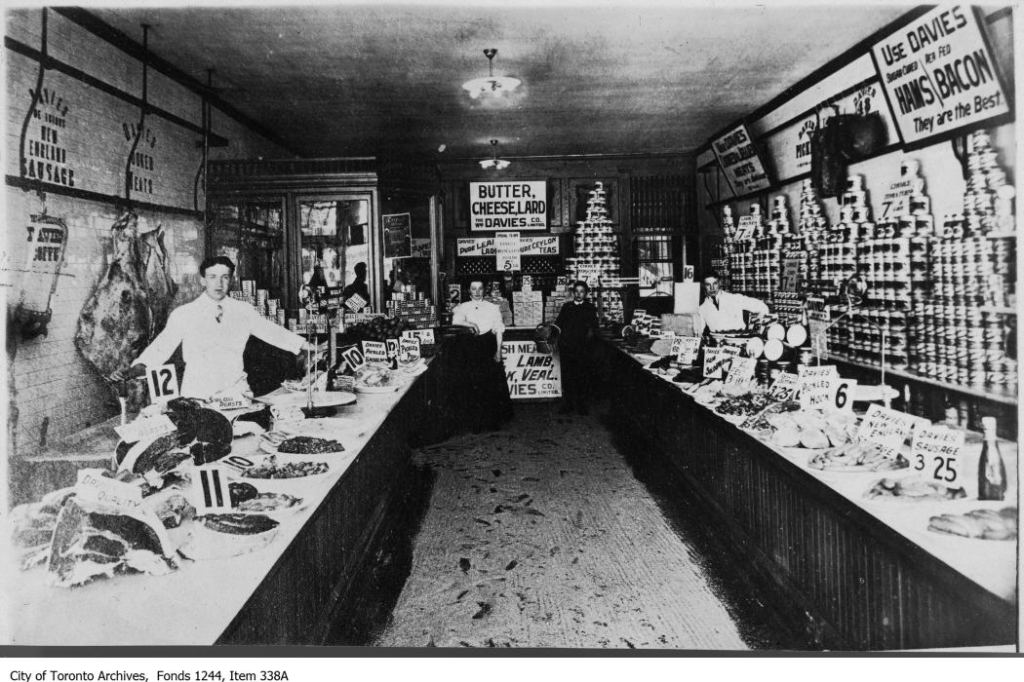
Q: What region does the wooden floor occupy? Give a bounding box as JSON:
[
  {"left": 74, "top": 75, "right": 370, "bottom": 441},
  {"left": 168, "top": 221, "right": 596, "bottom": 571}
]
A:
[{"left": 373, "top": 402, "right": 780, "bottom": 650}]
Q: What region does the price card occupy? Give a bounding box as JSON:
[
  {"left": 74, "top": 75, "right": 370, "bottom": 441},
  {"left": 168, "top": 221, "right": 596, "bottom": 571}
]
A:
[
  {"left": 768, "top": 372, "right": 799, "bottom": 401},
  {"left": 723, "top": 356, "right": 757, "bottom": 388},
  {"left": 145, "top": 364, "right": 180, "bottom": 403},
  {"left": 76, "top": 469, "right": 143, "bottom": 510},
  {"left": 340, "top": 344, "right": 366, "bottom": 371},
  {"left": 362, "top": 340, "right": 387, "bottom": 364},
  {"left": 496, "top": 231, "right": 521, "bottom": 272},
  {"left": 402, "top": 329, "right": 435, "bottom": 345},
  {"left": 910, "top": 425, "right": 965, "bottom": 485},
  {"left": 703, "top": 346, "right": 739, "bottom": 379},
  {"left": 672, "top": 336, "right": 701, "bottom": 366},
  {"left": 827, "top": 378, "right": 857, "bottom": 413},
  {"left": 345, "top": 292, "right": 368, "bottom": 312},
  {"left": 193, "top": 465, "right": 233, "bottom": 513},
  {"left": 385, "top": 338, "right": 399, "bottom": 360},
  {"left": 400, "top": 336, "right": 421, "bottom": 360},
  {"left": 798, "top": 365, "right": 838, "bottom": 409},
  {"left": 219, "top": 453, "right": 257, "bottom": 474},
  {"left": 113, "top": 413, "right": 176, "bottom": 444},
  {"left": 857, "top": 404, "right": 929, "bottom": 451}
]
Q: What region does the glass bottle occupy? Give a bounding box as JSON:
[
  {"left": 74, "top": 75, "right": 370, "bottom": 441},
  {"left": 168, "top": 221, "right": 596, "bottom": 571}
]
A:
[{"left": 977, "top": 417, "right": 1007, "bottom": 501}]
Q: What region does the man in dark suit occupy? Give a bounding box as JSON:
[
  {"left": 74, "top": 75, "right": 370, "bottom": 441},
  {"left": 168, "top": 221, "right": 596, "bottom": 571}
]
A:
[{"left": 554, "top": 280, "right": 600, "bottom": 415}]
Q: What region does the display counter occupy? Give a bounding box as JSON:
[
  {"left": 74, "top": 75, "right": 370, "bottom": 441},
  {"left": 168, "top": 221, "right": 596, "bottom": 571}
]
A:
[
  {"left": 3, "top": 363, "right": 436, "bottom": 646},
  {"left": 605, "top": 341, "right": 1018, "bottom": 650}
]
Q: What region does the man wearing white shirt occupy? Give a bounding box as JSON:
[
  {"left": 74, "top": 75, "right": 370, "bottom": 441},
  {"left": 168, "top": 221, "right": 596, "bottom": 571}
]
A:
[
  {"left": 697, "top": 272, "right": 769, "bottom": 333},
  {"left": 110, "top": 256, "right": 315, "bottom": 399}
]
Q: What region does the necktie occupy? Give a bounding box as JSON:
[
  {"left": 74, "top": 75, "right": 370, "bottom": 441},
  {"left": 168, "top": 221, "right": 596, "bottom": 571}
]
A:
[
  {"left": 712, "top": 296, "right": 719, "bottom": 309},
  {"left": 215, "top": 303, "right": 223, "bottom": 323}
]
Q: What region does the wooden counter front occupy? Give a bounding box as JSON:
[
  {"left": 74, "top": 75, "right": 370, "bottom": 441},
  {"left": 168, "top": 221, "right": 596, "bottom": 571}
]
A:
[{"left": 605, "top": 343, "right": 1018, "bottom": 650}]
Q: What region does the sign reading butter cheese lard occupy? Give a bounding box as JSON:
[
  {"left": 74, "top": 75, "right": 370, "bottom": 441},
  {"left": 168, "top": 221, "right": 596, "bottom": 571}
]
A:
[{"left": 470, "top": 181, "right": 547, "bottom": 231}]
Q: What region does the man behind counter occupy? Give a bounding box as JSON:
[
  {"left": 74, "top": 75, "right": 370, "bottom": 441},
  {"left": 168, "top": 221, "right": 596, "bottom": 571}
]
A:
[
  {"left": 109, "top": 256, "right": 317, "bottom": 399},
  {"left": 697, "top": 271, "right": 769, "bottom": 334}
]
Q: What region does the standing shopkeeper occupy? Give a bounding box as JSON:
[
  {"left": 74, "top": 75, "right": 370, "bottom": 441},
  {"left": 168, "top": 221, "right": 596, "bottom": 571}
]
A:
[
  {"left": 554, "top": 280, "right": 600, "bottom": 415},
  {"left": 698, "top": 271, "right": 769, "bottom": 333},
  {"left": 109, "top": 256, "right": 317, "bottom": 399},
  {"left": 449, "top": 280, "right": 512, "bottom": 433}
]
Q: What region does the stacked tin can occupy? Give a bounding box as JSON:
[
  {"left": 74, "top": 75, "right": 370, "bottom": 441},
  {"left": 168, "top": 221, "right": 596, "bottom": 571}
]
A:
[
  {"left": 922, "top": 129, "right": 1017, "bottom": 388},
  {"left": 799, "top": 179, "right": 829, "bottom": 293},
  {"left": 749, "top": 197, "right": 787, "bottom": 298}
]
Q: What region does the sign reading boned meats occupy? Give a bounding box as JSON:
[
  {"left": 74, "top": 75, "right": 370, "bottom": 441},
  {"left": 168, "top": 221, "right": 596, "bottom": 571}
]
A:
[
  {"left": 711, "top": 124, "right": 771, "bottom": 195},
  {"left": 470, "top": 181, "right": 547, "bottom": 231},
  {"left": 871, "top": 5, "right": 1009, "bottom": 145}
]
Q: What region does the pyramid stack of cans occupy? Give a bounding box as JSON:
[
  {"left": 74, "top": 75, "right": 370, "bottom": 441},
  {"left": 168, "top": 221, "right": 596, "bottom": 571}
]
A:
[
  {"left": 921, "top": 131, "right": 1017, "bottom": 389},
  {"left": 566, "top": 182, "right": 624, "bottom": 322}
]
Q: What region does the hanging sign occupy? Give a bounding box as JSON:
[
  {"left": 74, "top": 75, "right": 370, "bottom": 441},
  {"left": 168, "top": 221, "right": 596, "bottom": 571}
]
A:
[
  {"left": 469, "top": 180, "right": 547, "bottom": 231},
  {"left": 911, "top": 424, "right": 965, "bottom": 485},
  {"left": 711, "top": 124, "right": 772, "bottom": 196},
  {"left": 10, "top": 213, "right": 69, "bottom": 339},
  {"left": 501, "top": 340, "right": 562, "bottom": 399},
  {"left": 871, "top": 5, "right": 1009, "bottom": 145},
  {"left": 496, "top": 231, "right": 522, "bottom": 272},
  {"left": 409, "top": 238, "right": 432, "bottom": 259},
  {"left": 383, "top": 213, "right": 412, "bottom": 258}
]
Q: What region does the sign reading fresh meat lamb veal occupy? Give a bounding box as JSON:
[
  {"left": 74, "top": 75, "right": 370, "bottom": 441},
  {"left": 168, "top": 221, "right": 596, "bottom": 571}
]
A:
[
  {"left": 711, "top": 124, "right": 771, "bottom": 196},
  {"left": 870, "top": 5, "right": 1009, "bottom": 145},
  {"left": 469, "top": 181, "right": 547, "bottom": 231},
  {"left": 501, "top": 341, "right": 562, "bottom": 399}
]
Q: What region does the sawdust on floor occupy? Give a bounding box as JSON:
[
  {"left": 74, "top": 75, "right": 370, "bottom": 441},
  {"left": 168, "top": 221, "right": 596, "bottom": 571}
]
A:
[{"left": 374, "top": 403, "right": 752, "bottom": 650}]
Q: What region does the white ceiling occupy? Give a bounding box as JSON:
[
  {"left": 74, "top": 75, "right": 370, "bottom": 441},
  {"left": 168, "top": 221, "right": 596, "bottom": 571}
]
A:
[{"left": 89, "top": 1, "right": 913, "bottom": 160}]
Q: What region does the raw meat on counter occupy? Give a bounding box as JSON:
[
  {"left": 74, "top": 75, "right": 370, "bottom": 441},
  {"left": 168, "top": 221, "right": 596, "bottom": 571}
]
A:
[
  {"left": 928, "top": 507, "right": 1017, "bottom": 541},
  {"left": 182, "top": 513, "right": 281, "bottom": 560},
  {"left": 277, "top": 436, "right": 345, "bottom": 454},
  {"left": 715, "top": 391, "right": 774, "bottom": 417},
  {"left": 236, "top": 493, "right": 304, "bottom": 513},
  {"left": 763, "top": 410, "right": 859, "bottom": 450},
  {"left": 808, "top": 441, "right": 910, "bottom": 472},
  {"left": 240, "top": 456, "right": 330, "bottom": 479},
  {"left": 864, "top": 477, "right": 967, "bottom": 501}
]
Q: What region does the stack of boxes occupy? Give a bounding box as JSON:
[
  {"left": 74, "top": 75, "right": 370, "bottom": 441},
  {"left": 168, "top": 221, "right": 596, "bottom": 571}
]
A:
[
  {"left": 513, "top": 277, "right": 544, "bottom": 327},
  {"left": 385, "top": 283, "right": 438, "bottom": 328},
  {"left": 544, "top": 279, "right": 573, "bottom": 323}
]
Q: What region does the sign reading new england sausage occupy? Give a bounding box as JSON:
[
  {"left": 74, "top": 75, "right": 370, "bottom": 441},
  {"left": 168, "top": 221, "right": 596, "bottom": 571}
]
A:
[
  {"left": 871, "top": 5, "right": 1009, "bottom": 145},
  {"left": 469, "top": 180, "right": 547, "bottom": 231},
  {"left": 711, "top": 124, "right": 772, "bottom": 196}
]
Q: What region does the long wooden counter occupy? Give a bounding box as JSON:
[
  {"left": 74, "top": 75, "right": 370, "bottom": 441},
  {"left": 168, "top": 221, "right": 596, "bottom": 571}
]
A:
[
  {"left": 2, "top": 363, "right": 436, "bottom": 645},
  {"left": 605, "top": 342, "right": 1018, "bottom": 650}
]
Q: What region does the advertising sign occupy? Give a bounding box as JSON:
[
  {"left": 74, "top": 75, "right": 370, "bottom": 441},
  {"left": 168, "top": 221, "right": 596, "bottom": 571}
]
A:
[
  {"left": 711, "top": 124, "right": 772, "bottom": 196},
  {"left": 496, "top": 231, "right": 522, "bottom": 272},
  {"left": 501, "top": 341, "right": 562, "bottom": 399},
  {"left": 871, "top": 5, "right": 1009, "bottom": 145},
  {"left": 469, "top": 180, "right": 547, "bottom": 231},
  {"left": 382, "top": 213, "right": 411, "bottom": 258}
]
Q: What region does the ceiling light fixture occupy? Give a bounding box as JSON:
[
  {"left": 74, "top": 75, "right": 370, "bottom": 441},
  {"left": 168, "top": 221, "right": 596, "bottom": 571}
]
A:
[
  {"left": 479, "top": 139, "right": 511, "bottom": 170},
  {"left": 462, "top": 49, "right": 521, "bottom": 100}
]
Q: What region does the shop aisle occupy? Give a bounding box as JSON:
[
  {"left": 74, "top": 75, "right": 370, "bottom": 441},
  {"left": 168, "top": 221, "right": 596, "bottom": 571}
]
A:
[{"left": 374, "top": 402, "right": 780, "bottom": 649}]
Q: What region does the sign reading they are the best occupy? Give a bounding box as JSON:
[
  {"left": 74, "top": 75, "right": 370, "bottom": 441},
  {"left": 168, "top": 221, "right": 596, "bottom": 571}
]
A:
[
  {"left": 469, "top": 181, "right": 547, "bottom": 231},
  {"left": 871, "top": 4, "right": 1009, "bottom": 145},
  {"left": 711, "top": 124, "right": 771, "bottom": 196}
]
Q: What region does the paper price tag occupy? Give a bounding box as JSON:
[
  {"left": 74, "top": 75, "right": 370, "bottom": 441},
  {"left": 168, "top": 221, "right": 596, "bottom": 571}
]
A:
[
  {"left": 385, "top": 338, "right": 399, "bottom": 360},
  {"left": 340, "top": 345, "right": 366, "bottom": 371},
  {"left": 910, "top": 425, "right": 965, "bottom": 485},
  {"left": 828, "top": 378, "right": 857, "bottom": 413},
  {"left": 113, "top": 414, "right": 176, "bottom": 444},
  {"left": 402, "top": 329, "right": 435, "bottom": 345},
  {"left": 858, "top": 404, "right": 928, "bottom": 451},
  {"left": 76, "top": 469, "right": 144, "bottom": 510},
  {"left": 345, "top": 292, "right": 368, "bottom": 312},
  {"left": 672, "top": 337, "right": 701, "bottom": 366},
  {"left": 145, "top": 364, "right": 180, "bottom": 403},
  {"left": 362, "top": 340, "right": 388, "bottom": 363},
  {"left": 723, "top": 356, "right": 756, "bottom": 388},
  {"left": 193, "top": 466, "right": 233, "bottom": 513},
  {"left": 399, "top": 336, "right": 421, "bottom": 360},
  {"left": 703, "top": 346, "right": 739, "bottom": 379},
  {"left": 768, "top": 372, "right": 799, "bottom": 401},
  {"left": 219, "top": 454, "right": 257, "bottom": 474},
  {"left": 798, "top": 365, "right": 838, "bottom": 409}
]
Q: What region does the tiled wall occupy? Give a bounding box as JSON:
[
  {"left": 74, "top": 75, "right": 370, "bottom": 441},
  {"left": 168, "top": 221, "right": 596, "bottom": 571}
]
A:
[{"left": 4, "top": 8, "right": 290, "bottom": 456}]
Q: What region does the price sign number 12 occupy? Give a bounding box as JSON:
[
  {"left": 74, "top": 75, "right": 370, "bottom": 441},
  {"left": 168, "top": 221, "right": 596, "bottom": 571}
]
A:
[{"left": 146, "top": 364, "right": 180, "bottom": 402}]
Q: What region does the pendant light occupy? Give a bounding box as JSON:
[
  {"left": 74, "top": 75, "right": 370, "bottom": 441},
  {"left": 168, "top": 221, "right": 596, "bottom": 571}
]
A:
[
  {"left": 479, "top": 139, "right": 510, "bottom": 170},
  {"left": 462, "top": 49, "right": 521, "bottom": 100}
]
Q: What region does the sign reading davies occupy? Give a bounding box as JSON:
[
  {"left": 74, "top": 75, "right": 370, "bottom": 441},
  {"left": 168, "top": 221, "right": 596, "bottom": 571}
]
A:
[
  {"left": 22, "top": 87, "right": 75, "bottom": 188},
  {"left": 469, "top": 180, "right": 547, "bottom": 231},
  {"left": 871, "top": 5, "right": 1009, "bottom": 145}
]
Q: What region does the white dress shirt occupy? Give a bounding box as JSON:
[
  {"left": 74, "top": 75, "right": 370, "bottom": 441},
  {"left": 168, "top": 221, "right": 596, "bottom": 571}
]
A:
[
  {"left": 697, "top": 291, "right": 770, "bottom": 332},
  {"left": 135, "top": 293, "right": 305, "bottom": 399},
  {"left": 452, "top": 299, "right": 504, "bottom": 335}
]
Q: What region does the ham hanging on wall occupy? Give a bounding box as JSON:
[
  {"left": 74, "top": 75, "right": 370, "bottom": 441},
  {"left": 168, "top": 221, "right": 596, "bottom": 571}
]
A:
[{"left": 75, "top": 212, "right": 178, "bottom": 380}]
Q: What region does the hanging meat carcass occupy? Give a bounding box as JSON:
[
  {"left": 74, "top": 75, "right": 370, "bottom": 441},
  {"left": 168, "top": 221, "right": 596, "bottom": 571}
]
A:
[
  {"left": 141, "top": 225, "right": 178, "bottom": 337},
  {"left": 75, "top": 212, "right": 152, "bottom": 378}
]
